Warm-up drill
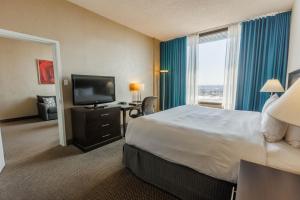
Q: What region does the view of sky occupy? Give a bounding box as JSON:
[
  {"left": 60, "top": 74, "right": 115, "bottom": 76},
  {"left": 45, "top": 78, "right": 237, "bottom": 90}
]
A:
[{"left": 198, "top": 39, "right": 227, "bottom": 86}]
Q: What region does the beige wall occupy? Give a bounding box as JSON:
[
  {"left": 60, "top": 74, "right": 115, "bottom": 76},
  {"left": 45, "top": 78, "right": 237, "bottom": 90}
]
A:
[
  {"left": 288, "top": 0, "right": 300, "bottom": 75},
  {"left": 0, "top": 0, "right": 157, "bottom": 139},
  {"left": 0, "top": 38, "right": 54, "bottom": 120}
]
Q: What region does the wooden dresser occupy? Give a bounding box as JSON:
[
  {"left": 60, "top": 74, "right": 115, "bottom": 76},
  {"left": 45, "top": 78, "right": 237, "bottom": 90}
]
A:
[{"left": 71, "top": 106, "right": 121, "bottom": 152}]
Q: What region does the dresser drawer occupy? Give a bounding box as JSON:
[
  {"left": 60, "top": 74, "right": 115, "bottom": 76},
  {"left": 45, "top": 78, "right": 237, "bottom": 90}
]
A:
[
  {"left": 86, "top": 122, "right": 115, "bottom": 134},
  {"left": 85, "top": 126, "right": 119, "bottom": 145},
  {"left": 86, "top": 118, "right": 118, "bottom": 130},
  {"left": 98, "top": 127, "right": 119, "bottom": 141},
  {"left": 86, "top": 107, "right": 120, "bottom": 123}
]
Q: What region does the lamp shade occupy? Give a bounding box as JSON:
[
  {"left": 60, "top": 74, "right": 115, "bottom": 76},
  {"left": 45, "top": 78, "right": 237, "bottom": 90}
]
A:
[
  {"left": 268, "top": 78, "right": 300, "bottom": 127},
  {"left": 260, "top": 79, "right": 285, "bottom": 93},
  {"left": 129, "top": 83, "right": 141, "bottom": 91}
]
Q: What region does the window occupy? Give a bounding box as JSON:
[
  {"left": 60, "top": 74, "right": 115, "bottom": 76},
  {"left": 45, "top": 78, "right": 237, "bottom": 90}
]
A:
[{"left": 198, "top": 30, "right": 227, "bottom": 104}]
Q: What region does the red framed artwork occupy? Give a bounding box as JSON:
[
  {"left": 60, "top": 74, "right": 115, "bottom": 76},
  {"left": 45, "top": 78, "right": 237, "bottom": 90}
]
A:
[{"left": 37, "top": 59, "right": 55, "bottom": 84}]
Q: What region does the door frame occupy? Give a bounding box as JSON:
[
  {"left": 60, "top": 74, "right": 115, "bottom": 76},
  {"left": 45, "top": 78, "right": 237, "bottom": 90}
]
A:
[
  {"left": 0, "top": 28, "right": 67, "bottom": 146},
  {"left": 0, "top": 129, "right": 5, "bottom": 172}
]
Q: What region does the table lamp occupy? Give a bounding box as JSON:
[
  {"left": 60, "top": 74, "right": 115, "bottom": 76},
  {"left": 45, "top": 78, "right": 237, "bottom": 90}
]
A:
[
  {"left": 129, "top": 82, "right": 141, "bottom": 103},
  {"left": 260, "top": 79, "right": 285, "bottom": 96},
  {"left": 268, "top": 78, "right": 300, "bottom": 127}
]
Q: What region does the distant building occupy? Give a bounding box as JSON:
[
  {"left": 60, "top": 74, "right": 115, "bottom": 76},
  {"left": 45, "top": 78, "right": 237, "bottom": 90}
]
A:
[{"left": 198, "top": 85, "right": 223, "bottom": 103}]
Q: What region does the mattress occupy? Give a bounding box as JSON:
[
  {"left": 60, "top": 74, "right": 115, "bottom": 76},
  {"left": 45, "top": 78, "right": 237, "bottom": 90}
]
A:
[
  {"left": 125, "top": 105, "right": 266, "bottom": 183},
  {"left": 266, "top": 141, "right": 300, "bottom": 175}
]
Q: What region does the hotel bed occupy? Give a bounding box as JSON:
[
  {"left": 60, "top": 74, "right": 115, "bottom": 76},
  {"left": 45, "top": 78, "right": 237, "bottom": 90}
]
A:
[
  {"left": 123, "top": 105, "right": 300, "bottom": 200},
  {"left": 266, "top": 141, "right": 300, "bottom": 175}
]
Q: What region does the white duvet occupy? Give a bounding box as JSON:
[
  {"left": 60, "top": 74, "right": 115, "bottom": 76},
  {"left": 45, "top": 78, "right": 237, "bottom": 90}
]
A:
[
  {"left": 125, "top": 105, "right": 266, "bottom": 183},
  {"left": 266, "top": 141, "right": 300, "bottom": 175}
]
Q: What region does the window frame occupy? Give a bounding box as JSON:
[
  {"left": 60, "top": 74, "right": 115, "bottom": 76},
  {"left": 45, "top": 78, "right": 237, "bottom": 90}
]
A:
[{"left": 197, "top": 28, "right": 228, "bottom": 105}]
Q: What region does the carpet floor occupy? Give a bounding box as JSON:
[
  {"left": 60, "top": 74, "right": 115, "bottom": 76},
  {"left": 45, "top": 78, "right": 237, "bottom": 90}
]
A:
[{"left": 0, "top": 120, "right": 178, "bottom": 200}]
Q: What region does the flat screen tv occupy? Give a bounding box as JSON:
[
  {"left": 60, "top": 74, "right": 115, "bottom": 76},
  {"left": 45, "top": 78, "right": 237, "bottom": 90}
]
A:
[{"left": 72, "top": 74, "right": 115, "bottom": 106}]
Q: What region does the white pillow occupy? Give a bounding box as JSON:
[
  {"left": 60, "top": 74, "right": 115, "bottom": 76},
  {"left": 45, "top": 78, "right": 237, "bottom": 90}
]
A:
[
  {"left": 42, "top": 97, "right": 56, "bottom": 108},
  {"left": 261, "top": 95, "right": 288, "bottom": 142},
  {"left": 285, "top": 125, "right": 300, "bottom": 148},
  {"left": 262, "top": 94, "right": 278, "bottom": 113}
]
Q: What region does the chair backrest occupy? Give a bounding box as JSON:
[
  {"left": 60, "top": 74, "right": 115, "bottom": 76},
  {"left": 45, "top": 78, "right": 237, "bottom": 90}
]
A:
[
  {"left": 142, "top": 96, "right": 158, "bottom": 115},
  {"left": 37, "top": 95, "right": 56, "bottom": 104}
]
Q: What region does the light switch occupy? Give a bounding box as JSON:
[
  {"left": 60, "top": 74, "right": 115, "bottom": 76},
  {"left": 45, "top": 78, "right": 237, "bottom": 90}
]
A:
[{"left": 63, "top": 79, "right": 69, "bottom": 86}]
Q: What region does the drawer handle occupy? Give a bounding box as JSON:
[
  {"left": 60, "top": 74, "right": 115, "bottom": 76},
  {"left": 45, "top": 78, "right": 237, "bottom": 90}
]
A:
[
  {"left": 102, "top": 124, "right": 110, "bottom": 127},
  {"left": 102, "top": 134, "right": 111, "bottom": 138},
  {"left": 101, "top": 113, "right": 110, "bottom": 117}
]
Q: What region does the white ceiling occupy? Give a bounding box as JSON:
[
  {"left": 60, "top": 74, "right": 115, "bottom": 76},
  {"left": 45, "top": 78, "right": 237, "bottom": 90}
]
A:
[{"left": 67, "top": 0, "right": 294, "bottom": 41}]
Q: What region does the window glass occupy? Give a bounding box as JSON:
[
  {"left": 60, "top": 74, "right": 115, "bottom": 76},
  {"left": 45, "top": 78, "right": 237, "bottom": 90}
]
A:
[{"left": 198, "top": 31, "right": 227, "bottom": 104}]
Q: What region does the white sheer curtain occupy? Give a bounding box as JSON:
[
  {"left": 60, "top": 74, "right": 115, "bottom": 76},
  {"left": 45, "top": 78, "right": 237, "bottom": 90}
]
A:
[
  {"left": 223, "top": 23, "right": 241, "bottom": 110},
  {"left": 186, "top": 34, "right": 200, "bottom": 104}
]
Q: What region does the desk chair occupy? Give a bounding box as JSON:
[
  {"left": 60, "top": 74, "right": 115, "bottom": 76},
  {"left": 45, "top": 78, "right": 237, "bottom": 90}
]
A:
[{"left": 129, "top": 96, "right": 158, "bottom": 118}]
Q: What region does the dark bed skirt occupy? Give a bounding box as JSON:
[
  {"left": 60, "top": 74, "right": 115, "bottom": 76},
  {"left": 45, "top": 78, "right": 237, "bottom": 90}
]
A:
[{"left": 123, "top": 144, "right": 235, "bottom": 200}]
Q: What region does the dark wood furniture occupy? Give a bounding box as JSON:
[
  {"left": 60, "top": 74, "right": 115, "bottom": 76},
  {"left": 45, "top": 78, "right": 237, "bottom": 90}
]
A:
[
  {"left": 236, "top": 160, "right": 300, "bottom": 200},
  {"left": 71, "top": 106, "right": 122, "bottom": 152},
  {"left": 129, "top": 102, "right": 142, "bottom": 106},
  {"left": 119, "top": 104, "right": 134, "bottom": 136},
  {"left": 119, "top": 103, "right": 142, "bottom": 136}
]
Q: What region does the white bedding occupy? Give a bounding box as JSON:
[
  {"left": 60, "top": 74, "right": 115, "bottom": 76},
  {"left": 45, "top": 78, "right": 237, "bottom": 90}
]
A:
[
  {"left": 125, "top": 105, "right": 266, "bottom": 183},
  {"left": 266, "top": 141, "right": 300, "bottom": 175}
]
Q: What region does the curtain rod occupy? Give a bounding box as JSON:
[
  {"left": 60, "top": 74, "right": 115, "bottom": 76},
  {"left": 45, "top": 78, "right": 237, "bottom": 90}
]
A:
[
  {"left": 198, "top": 27, "right": 228, "bottom": 37},
  {"left": 185, "top": 9, "right": 291, "bottom": 38}
]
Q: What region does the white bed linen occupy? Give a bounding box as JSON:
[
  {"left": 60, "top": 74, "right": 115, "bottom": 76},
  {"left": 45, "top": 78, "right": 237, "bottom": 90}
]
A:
[
  {"left": 125, "top": 105, "right": 266, "bottom": 183},
  {"left": 266, "top": 141, "right": 300, "bottom": 175}
]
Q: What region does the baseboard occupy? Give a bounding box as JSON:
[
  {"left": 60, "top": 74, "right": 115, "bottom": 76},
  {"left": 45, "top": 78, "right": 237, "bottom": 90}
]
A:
[{"left": 0, "top": 115, "right": 39, "bottom": 123}]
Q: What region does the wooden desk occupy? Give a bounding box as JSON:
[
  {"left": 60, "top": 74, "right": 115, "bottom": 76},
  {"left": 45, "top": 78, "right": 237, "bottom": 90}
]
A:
[
  {"left": 119, "top": 105, "right": 133, "bottom": 136},
  {"left": 119, "top": 103, "right": 141, "bottom": 136},
  {"left": 236, "top": 160, "right": 300, "bottom": 200}
]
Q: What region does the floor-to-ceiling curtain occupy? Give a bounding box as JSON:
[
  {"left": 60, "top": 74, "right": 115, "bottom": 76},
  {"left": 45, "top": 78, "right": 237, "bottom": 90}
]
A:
[
  {"left": 235, "top": 11, "right": 291, "bottom": 112},
  {"left": 160, "top": 37, "right": 187, "bottom": 110},
  {"left": 186, "top": 34, "right": 200, "bottom": 105},
  {"left": 223, "top": 23, "right": 241, "bottom": 110}
]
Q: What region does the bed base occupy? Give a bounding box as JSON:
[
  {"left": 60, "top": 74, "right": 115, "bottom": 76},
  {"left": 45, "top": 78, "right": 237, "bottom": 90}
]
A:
[{"left": 123, "top": 144, "right": 235, "bottom": 200}]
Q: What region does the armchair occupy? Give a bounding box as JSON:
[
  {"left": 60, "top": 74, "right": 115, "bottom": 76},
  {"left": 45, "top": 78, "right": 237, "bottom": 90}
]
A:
[{"left": 37, "top": 95, "right": 57, "bottom": 121}]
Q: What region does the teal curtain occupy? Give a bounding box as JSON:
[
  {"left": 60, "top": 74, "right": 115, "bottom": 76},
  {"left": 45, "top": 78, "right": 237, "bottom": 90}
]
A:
[
  {"left": 235, "top": 12, "right": 291, "bottom": 112},
  {"left": 160, "top": 37, "right": 187, "bottom": 110}
]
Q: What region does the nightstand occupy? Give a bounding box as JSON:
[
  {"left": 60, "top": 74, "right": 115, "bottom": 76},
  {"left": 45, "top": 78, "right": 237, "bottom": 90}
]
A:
[{"left": 236, "top": 160, "right": 300, "bottom": 200}]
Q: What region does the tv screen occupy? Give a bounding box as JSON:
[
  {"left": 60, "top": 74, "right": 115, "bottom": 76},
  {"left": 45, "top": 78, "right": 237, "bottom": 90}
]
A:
[{"left": 72, "top": 74, "right": 115, "bottom": 105}]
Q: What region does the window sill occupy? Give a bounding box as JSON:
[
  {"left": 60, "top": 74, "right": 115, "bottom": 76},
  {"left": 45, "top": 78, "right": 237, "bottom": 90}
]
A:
[{"left": 198, "top": 101, "right": 223, "bottom": 109}]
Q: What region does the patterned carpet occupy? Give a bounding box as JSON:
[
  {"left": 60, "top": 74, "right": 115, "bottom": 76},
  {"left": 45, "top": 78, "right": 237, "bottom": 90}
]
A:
[{"left": 0, "top": 120, "right": 178, "bottom": 200}]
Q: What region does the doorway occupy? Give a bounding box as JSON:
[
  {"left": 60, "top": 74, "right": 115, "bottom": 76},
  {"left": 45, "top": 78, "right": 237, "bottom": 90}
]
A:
[{"left": 0, "top": 29, "right": 66, "bottom": 171}]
